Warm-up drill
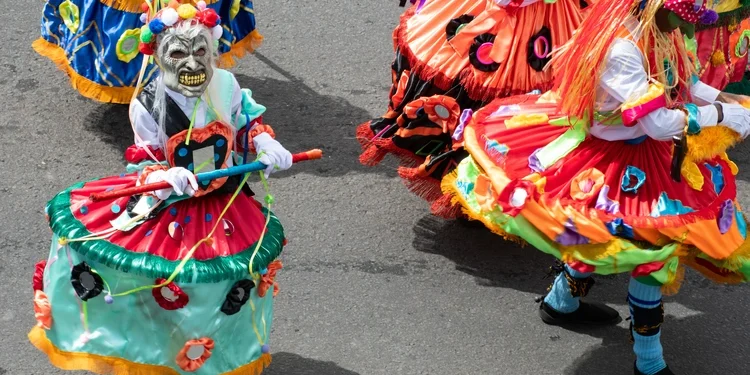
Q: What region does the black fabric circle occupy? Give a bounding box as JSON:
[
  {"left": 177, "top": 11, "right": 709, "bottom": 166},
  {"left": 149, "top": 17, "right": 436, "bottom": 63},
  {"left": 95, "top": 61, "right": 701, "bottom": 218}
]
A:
[
  {"left": 527, "top": 27, "right": 553, "bottom": 72},
  {"left": 221, "top": 279, "right": 255, "bottom": 315},
  {"left": 71, "top": 262, "right": 104, "bottom": 301},
  {"left": 445, "top": 15, "right": 475, "bottom": 40},
  {"left": 469, "top": 33, "right": 501, "bottom": 72}
]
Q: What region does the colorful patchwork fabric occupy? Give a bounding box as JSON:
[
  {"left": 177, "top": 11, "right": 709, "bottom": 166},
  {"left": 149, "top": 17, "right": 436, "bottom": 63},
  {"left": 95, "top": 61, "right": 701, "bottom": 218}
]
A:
[{"left": 443, "top": 94, "right": 750, "bottom": 290}]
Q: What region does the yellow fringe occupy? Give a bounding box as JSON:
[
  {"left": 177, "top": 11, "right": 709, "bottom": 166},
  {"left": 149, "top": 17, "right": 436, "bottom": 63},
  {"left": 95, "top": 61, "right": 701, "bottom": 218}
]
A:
[
  {"left": 722, "top": 234, "right": 750, "bottom": 271},
  {"left": 217, "top": 30, "right": 264, "bottom": 68},
  {"left": 33, "top": 38, "right": 136, "bottom": 104},
  {"left": 660, "top": 263, "right": 685, "bottom": 296},
  {"left": 685, "top": 123, "right": 741, "bottom": 163},
  {"left": 99, "top": 0, "right": 222, "bottom": 14},
  {"left": 440, "top": 169, "right": 527, "bottom": 246},
  {"left": 29, "top": 326, "right": 272, "bottom": 375}
]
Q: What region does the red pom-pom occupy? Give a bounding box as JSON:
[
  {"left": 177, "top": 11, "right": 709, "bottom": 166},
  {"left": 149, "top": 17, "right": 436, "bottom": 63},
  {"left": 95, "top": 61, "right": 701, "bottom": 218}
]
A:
[
  {"left": 197, "top": 8, "right": 220, "bottom": 27},
  {"left": 139, "top": 42, "right": 155, "bottom": 55},
  {"left": 141, "top": 2, "right": 149, "bottom": 12},
  {"left": 33, "top": 260, "right": 47, "bottom": 292}
]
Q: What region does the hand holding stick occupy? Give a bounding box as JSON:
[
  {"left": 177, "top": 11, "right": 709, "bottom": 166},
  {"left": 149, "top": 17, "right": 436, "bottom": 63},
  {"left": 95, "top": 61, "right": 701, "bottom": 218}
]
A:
[{"left": 90, "top": 149, "right": 323, "bottom": 202}]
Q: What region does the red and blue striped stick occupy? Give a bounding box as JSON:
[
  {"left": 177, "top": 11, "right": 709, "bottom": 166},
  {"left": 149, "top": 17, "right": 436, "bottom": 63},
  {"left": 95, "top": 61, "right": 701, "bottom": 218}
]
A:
[{"left": 90, "top": 149, "right": 323, "bottom": 202}]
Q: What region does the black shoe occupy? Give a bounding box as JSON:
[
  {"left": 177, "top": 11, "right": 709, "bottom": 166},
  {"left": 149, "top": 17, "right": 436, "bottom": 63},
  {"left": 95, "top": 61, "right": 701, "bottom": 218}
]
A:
[
  {"left": 539, "top": 300, "right": 621, "bottom": 326},
  {"left": 634, "top": 363, "right": 674, "bottom": 375}
]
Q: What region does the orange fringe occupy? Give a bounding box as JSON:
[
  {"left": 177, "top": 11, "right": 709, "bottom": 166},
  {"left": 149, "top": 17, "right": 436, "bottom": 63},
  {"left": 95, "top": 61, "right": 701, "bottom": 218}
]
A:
[
  {"left": 99, "top": 0, "right": 222, "bottom": 13},
  {"left": 29, "top": 326, "right": 272, "bottom": 375},
  {"left": 217, "top": 30, "right": 264, "bottom": 68},
  {"left": 32, "top": 38, "right": 136, "bottom": 104},
  {"left": 356, "top": 120, "right": 375, "bottom": 149}
]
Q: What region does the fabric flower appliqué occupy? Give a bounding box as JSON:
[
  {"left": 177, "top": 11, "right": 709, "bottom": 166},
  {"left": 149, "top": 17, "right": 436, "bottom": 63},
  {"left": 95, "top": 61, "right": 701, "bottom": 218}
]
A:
[
  {"left": 34, "top": 290, "right": 52, "bottom": 330},
  {"left": 570, "top": 168, "right": 605, "bottom": 201},
  {"left": 258, "top": 261, "right": 283, "bottom": 298},
  {"left": 152, "top": 278, "right": 189, "bottom": 310},
  {"left": 221, "top": 279, "right": 255, "bottom": 315},
  {"left": 403, "top": 95, "right": 461, "bottom": 136},
  {"left": 176, "top": 337, "right": 214, "bottom": 372},
  {"left": 33, "top": 259, "right": 47, "bottom": 292},
  {"left": 71, "top": 262, "right": 104, "bottom": 301}
]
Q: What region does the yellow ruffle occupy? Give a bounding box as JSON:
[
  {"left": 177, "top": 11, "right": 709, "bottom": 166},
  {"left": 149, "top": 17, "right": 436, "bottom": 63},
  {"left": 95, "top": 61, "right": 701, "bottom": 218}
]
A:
[
  {"left": 29, "top": 326, "right": 272, "bottom": 375},
  {"left": 621, "top": 83, "right": 664, "bottom": 110}
]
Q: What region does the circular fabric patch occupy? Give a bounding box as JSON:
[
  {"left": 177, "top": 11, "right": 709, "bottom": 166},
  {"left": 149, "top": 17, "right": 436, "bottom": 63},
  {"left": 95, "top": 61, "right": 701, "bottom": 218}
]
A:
[
  {"left": 445, "top": 14, "right": 475, "bottom": 41},
  {"left": 469, "top": 34, "right": 501, "bottom": 72},
  {"left": 116, "top": 29, "right": 142, "bottom": 63},
  {"left": 59, "top": 0, "right": 80, "bottom": 33},
  {"left": 70, "top": 262, "right": 104, "bottom": 301}
]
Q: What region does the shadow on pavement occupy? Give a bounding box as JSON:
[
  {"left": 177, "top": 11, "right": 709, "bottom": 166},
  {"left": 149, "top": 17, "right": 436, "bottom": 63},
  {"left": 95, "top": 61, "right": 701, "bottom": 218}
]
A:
[
  {"left": 265, "top": 352, "right": 360, "bottom": 375},
  {"left": 563, "top": 303, "right": 750, "bottom": 375},
  {"left": 411, "top": 214, "right": 628, "bottom": 305},
  {"left": 83, "top": 54, "right": 393, "bottom": 179}
]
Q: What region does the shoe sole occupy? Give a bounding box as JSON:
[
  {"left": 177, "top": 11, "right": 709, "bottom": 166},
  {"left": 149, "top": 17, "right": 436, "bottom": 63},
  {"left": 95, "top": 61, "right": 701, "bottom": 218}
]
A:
[{"left": 539, "top": 308, "right": 622, "bottom": 326}]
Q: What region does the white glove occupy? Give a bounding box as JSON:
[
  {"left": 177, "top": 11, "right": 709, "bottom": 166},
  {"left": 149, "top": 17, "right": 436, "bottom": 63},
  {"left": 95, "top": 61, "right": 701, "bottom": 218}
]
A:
[
  {"left": 253, "top": 132, "right": 293, "bottom": 178},
  {"left": 143, "top": 167, "right": 198, "bottom": 200},
  {"left": 719, "top": 103, "right": 750, "bottom": 139}
]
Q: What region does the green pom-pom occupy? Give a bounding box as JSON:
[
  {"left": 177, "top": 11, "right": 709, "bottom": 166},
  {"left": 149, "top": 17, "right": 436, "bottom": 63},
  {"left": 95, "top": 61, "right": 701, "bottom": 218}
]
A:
[
  {"left": 140, "top": 27, "right": 153, "bottom": 43},
  {"left": 264, "top": 194, "right": 275, "bottom": 206}
]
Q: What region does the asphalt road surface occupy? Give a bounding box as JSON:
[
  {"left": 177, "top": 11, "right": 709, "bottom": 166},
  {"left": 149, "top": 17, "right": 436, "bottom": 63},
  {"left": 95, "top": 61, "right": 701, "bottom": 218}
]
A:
[{"left": 2, "top": 1, "right": 750, "bottom": 374}]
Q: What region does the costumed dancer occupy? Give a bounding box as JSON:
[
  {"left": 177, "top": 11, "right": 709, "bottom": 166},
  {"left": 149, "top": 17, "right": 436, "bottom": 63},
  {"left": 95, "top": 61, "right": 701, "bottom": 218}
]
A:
[
  {"left": 356, "top": 0, "right": 590, "bottom": 218},
  {"left": 29, "top": 3, "right": 311, "bottom": 374},
  {"left": 442, "top": 0, "right": 750, "bottom": 373},
  {"left": 34, "top": 0, "right": 262, "bottom": 104},
  {"left": 692, "top": 0, "right": 750, "bottom": 94}
]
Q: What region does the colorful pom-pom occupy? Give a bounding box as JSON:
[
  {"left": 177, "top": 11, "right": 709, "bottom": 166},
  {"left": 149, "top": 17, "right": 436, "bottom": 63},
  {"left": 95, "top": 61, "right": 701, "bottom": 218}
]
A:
[
  {"left": 139, "top": 13, "right": 148, "bottom": 24},
  {"left": 211, "top": 25, "right": 223, "bottom": 40},
  {"left": 168, "top": 0, "right": 180, "bottom": 9},
  {"left": 700, "top": 9, "right": 718, "bottom": 25},
  {"left": 177, "top": 4, "right": 198, "bottom": 19},
  {"left": 139, "top": 42, "right": 155, "bottom": 55},
  {"left": 161, "top": 8, "right": 179, "bottom": 26},
  {"left": 197, "top": 8, "right": 220, "bottom": 27},
  {"left": 105, "top": 295, "right": 114, "bottom": 304},
  {"left": 261, "top": 344, "right": 270, "bottom": 354},
  {"left": 140, "top": 26, "right": 153, "bottom": 43},
  {"left": 148, "top": 18, "right": 165, "bottom": 34},
  {"left": 197, "top": 0, "right": 207, "bottom": 10},
  {"left": 140, "top": 2, "right": 149, "bottom": 12},
  {"left": 711, "top": 50, "right": 726, "bottom": 66}
]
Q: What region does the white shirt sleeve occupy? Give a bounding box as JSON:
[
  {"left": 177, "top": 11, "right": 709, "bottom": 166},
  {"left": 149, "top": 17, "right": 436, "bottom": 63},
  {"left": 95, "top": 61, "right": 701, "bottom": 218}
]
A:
[
  {"left": 690, "top": 80, "right": 721, "bottom": 105},
  {"left": 231, "top": 75, "right": 243, "bottom": 128},
  {"left": 598, "top": 39, "right": 690, "bottom": 141},
  {"left": 129, "top": 99, "right": 162, "bottom": 149}
]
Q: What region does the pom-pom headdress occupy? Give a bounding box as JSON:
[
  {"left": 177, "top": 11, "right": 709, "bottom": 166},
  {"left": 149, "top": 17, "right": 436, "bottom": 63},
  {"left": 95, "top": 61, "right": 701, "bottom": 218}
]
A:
[{"left": 138, "top": 1, "right": 222, "bottom": 56}]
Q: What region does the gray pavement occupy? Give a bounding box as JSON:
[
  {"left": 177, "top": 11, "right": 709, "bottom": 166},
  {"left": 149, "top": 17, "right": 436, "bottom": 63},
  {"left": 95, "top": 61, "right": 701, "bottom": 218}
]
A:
[{"left": 2, "top": 1, "right": 750, "bottom": 374}]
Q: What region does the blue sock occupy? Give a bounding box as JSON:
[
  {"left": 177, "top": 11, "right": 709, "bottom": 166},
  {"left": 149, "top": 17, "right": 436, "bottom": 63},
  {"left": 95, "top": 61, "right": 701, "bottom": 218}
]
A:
[
  {"left": 544, "top": 265, "right": 592, "bottom": 313},
  {"left": 628, "top": 278, "right": 666, "bottom": 375}
]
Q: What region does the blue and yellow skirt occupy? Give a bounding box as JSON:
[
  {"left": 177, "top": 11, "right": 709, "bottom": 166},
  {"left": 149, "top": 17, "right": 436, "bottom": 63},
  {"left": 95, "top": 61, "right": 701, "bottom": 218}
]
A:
[{"left": 35, "top": 0, "right": 262, "bottom": 103}]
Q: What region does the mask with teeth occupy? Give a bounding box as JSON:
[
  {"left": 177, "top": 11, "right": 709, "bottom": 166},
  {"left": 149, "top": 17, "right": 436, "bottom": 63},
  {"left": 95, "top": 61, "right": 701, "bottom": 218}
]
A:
[{"left": 156, "top": 25, "right": 214, "bottom": 98}]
